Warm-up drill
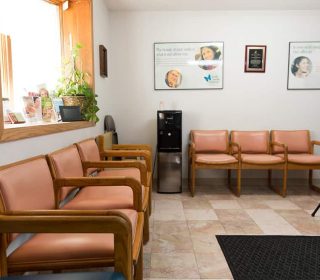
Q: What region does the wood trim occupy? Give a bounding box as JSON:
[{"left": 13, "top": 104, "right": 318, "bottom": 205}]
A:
[{"left": 0, "top": 121, "right": 94, "bottom": 143}]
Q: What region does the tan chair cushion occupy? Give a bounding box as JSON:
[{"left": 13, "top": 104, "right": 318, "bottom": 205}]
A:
[
  {"left": 77, "top": 139, "right": 101, "bottom": 176},
  {"left": 271, "top": 130, "right": 310, "bottom": 154},
  {"left": 0, "top": 157, "right": 56, "bottom": 242},
  {"left": 236, "top": 154, "right": 284, "bottom": 164},
  {"left": 231, "top": 131, "right": 269, "bottom": 154},
  {"left": 192, "top": 130, "right": 228, "bottom": 153},
  {"left": 62, "top": 186, "right": 145, "bottom": 210},
  {"left": 97, "top": 168, "right": 141, "bottom": 183},
  {"left": 8, "top": 209, "right": 137, "bottom": 265},
  {"left": 195, "top": 154, "right": 237, "bottom": 164},
  {"left": 276, "top": 154, "right": 320, "bottom": 164},
  {"left": 0, "top": 157, "right": 55, "bottom": 212},
  {"left": 49, "top": 146, "right": 84, "bottom": 200}
]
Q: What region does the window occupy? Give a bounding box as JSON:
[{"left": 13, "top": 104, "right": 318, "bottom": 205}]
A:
[
  {"left": 0, "top": 0, "right": 61, "bottom": 110},
  {"left": 0, "top": 0, "right": 94, "bottom": 142}
]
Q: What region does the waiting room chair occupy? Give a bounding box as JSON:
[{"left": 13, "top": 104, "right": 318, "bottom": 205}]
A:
[
  {"left": 271, "top": 130, "right": 320, "bottom": 194},
  {"left": 97, "top": 117, "right": 153, "bottom": 214},
  {"left": 75, "top": 138, "right": 150, "bottom": 243},
  {"left": 230, "top": 130, "right": 287, "bottom": 196},
  {"left": 189, "top": 130, "right": 240, "bottom": 196}
]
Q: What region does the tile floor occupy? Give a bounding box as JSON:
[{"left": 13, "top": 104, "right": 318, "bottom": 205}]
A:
[{"left": 144, "top": 178, "right": 320, "bottom": 280}]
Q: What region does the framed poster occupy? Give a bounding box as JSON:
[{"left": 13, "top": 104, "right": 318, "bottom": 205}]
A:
[
  {"left": 154, "top": 42, "right": 224, "bottom": 90},
  {"left": 288, "top": 42, "right": 320, "bottom": 90},
  {"left": 244, "top": 45, "right": 266, "bottom": 73}
]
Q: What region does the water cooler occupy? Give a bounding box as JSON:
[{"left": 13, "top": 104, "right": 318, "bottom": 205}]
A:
[{"left": 157, "top": 110, "right": 182, "bottom": 193}]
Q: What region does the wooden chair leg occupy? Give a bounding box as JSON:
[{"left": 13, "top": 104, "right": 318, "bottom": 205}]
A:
[
  {"left": 309, "top": 170, "right": 313, "bottom": 188},
  {"left": 308, "top": 169, "right": 320, "bottom": 193},
  {"left": 134, "top": 244, "right": 143, "bottom": 280},
  {"left": 268, "top": 169, "right": 272, "bottom": 187},
  {"left": 227, "top": 170, "right": 231, "bottom": 186},
  {"left": 143, "top": 209, "right": 149, "bottom": 244},
  {"left": 148, "top": 182, "right": 152, "bottom": 216},
  {"left": 188, "top": 159, "right": 191, "bottom": 191},
  {"left": 282, "top": 167, "right": 287, "bottom": 197},
  {"left": 191, "top": 166, "right": 196, "bottom": 197},
  {"left": 236, "top": 167, "right": 241, "bottom": 197}
]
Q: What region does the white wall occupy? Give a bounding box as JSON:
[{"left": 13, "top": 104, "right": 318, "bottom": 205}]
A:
[
  {"left": 0, "top": 0, "right": 111, "bottom": 166},
  {"left": 109, "top": 10, "right": 320, "bottom": 178}
]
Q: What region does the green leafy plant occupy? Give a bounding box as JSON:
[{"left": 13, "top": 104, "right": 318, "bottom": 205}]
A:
[{"left": 55, "top": 43, "right": 99, "bottom": 123}]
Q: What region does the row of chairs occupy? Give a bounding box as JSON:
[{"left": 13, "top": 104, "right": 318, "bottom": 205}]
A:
[
  {"left": 0, "top": 133, "right": 152, "bottom": 280},
  {"left": 189, "top": 130, "right": 320, "bottom": 197}
]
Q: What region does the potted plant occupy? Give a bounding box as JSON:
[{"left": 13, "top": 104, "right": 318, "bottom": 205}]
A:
[{"left": 55, "top": 43, "right": 99, "bottom": 123}]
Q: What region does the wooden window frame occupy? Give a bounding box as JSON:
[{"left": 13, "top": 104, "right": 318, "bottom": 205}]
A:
[{"left": 0, "top": 0, "right": 94, "bottom": 143}]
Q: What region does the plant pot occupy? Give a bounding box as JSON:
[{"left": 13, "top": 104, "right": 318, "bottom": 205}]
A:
[{"left": 62, "top": 96, "right": 86, "bottom": 115}]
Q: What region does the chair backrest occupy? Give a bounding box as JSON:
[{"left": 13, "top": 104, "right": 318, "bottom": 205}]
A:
[
  {"left": 0, "top": 156, "right": 55, "bottom": 241},
  {"left": 191, "top": 130, "right": 229, "bottom": 153},
  {"left": 231, "top": 131, "right": 269, "bottom": 154},
  {"left": 47, "top": 145, "right": 84, "bottom": 201},
  {"left": 271, "top": 130, "right": 311, "bottom": 154},
  {"left": 97, "top": 132, "right": 113, "bottom": 152},
  {"left": 76, "top": 138, "right": 101, "bottom": 176}
]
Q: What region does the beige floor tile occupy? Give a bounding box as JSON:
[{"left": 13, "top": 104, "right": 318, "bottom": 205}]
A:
[
  {"left": 182, "top": 199, "right": 213, "bottom": 209},
  {"left": 152, "top": 221, "right": 193, "bottom": 253},
  {"left": 215, "top": 209, "right": 255, "bottom": 224},
  {"left": 238, "top": 199, "right": 270, "bottom": 209},
  {"left": 203, "top": 193, "right": 237, "bottom": 200},
  {"left": 153, "top": 201, "right": 185, "bottom": 221},
  {"left": 154, "top": 200, "right": 184, "bottom": 211},
  {"left": 288, "top": 197, "right": 319, "bottom": 210},
  {"left": 246, "top": 209, "right": 300, "bottom": 234},
  {"left": 264, "top": 200, "right": 300, "bottom": 210},
  {"left": 210, "top": 200, "right": 241, "bottom": 209},
  {"left": 276, "top": 209, "right": 320, "bottom": 235},
  {"left": 188, "top": 220, "right": 226, "bottom": 236},
  {"left": 195, "top": 252, "right": 232, "bottom": 279},
  {"left": 184, "top": 209, "right": 218, "bottom": 221},
  {"left": 153, "top": 210, "right": 186, "bottom": 221},
  {"left": 150, "top": 253, "right": 200, "bottom": 279}
]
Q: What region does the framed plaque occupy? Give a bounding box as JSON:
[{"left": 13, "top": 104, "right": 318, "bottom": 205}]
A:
[{"left": 244, "top": 45, "right": 267, "bottom": 73}]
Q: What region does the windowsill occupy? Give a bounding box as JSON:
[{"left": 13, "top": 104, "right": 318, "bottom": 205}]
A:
[{"left": 0, "top": 121, "right": 94, "bottom": 142}]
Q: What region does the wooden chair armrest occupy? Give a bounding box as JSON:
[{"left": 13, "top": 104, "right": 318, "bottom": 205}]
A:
[
  {"left": 0, "top": 210, "right": 133, "bottom": 279},
  {"left": 112, "top": 144, "right": 152, "bottom": 153},
  {"left": 311, "top": 140, "right": 320, "bottom": 146},
  {"left": 101, "top": 150, "right": 152, "bottom": 171},
  {"left": 229, "top": 142, "right": 241, "bottom": 156},
  {"left": 83, "top": 160, "right": 147, "bottom": 187},
  {"left": 54, "top": 177, "right": 142, "bottom": 212},
  {"left": 270, "top": 141, "right": 288, "bottom": 160},
  {"left": 270, "top": 141, "right": 286, "bottom": 148}
]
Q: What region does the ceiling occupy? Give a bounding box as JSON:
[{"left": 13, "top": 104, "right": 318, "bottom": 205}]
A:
[{"left": 105, "top": 0, "right": 320, "bottom": 11}]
